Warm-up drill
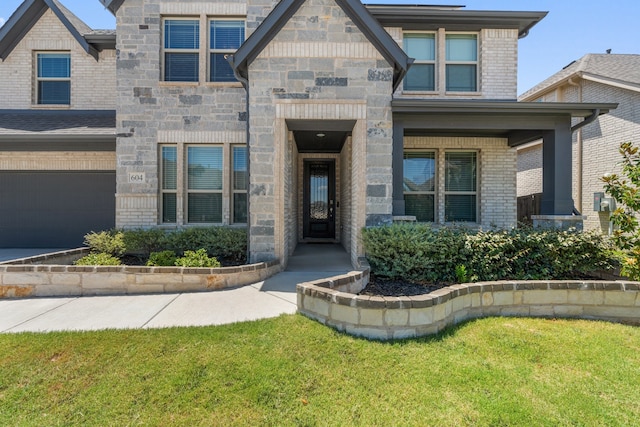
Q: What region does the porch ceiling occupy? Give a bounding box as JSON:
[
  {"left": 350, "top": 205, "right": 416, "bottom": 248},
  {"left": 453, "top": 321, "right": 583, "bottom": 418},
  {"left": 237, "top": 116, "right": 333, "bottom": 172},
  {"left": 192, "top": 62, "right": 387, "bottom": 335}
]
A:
[
  {"left": 287, "top": 119, "right": 355, "bottom": 153},
  {"left": 392, "top": 99, "right": 618, "bottom": 147}
]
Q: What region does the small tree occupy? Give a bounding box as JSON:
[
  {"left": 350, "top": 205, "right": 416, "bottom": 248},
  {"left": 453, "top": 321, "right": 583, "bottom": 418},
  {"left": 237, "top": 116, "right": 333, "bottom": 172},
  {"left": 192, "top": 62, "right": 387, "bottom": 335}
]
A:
[{"left": 601, "top": 141, "right": 640, "bottom": 279}]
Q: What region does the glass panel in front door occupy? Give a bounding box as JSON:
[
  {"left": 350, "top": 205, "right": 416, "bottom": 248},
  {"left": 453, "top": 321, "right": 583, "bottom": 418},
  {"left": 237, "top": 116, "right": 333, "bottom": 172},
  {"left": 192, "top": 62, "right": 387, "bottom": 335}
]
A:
[{"left": 310, "top": 163, "right": 329, "bottom": 221}]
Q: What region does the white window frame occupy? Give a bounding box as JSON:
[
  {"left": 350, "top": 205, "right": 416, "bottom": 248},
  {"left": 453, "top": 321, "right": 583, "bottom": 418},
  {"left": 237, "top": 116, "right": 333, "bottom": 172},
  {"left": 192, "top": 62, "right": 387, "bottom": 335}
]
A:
[
  {"left": 444, "top": 32, "right": 479, "bottom": 93},
  {"left": 35, "top": 51, "right": 71, "bottom": 105}
]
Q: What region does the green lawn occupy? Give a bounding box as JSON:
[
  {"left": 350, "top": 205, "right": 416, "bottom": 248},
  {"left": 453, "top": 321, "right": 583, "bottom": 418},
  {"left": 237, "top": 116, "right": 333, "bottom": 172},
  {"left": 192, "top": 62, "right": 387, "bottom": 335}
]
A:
[{"left": 1, "top": 315, "right": 639, "bottom": 426}]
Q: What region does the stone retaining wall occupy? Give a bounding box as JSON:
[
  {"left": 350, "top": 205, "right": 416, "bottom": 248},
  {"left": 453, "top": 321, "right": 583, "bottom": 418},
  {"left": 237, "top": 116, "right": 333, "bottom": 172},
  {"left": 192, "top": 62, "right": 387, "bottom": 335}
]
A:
[
  {"left": 297, "top": 271, "right": 640, "bottom": 340},
  {"left": 0, "top": 251, "right": 281, "bottom": 299}
]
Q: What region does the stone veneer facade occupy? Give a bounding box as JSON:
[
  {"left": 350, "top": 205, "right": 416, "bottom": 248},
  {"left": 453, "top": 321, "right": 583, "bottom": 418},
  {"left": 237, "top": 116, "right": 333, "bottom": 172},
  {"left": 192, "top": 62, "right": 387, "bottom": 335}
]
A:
[
  {"left": 112, "top": 0, "right": 524, "bottom": 266},
  {"left": 114, "top": 0, "right": 248, "bottom": 228}
]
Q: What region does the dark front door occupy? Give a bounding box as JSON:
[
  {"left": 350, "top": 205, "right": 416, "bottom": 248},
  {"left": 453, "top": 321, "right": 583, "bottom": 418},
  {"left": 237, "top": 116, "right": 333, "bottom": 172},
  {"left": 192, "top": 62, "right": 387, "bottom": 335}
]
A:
[{"left": 303, "top": 160, "right": 335, "bottom": 239}]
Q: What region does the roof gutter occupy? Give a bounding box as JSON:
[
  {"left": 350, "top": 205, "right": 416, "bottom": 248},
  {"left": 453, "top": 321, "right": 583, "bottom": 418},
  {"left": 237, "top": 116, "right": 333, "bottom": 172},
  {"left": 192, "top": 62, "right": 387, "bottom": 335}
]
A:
[
  {"left": 571, "top": 108, "right": 599, "bottom": 132},
  {"left": 227, "top": 54, "right": 252, "bottom": 262}
]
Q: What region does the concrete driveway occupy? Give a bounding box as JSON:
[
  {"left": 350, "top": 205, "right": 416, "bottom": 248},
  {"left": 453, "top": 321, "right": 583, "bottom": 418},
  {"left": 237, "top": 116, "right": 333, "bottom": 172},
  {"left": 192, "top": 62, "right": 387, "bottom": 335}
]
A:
[{"left": 0, "top": 249, "right": 68, "bottom": 262}]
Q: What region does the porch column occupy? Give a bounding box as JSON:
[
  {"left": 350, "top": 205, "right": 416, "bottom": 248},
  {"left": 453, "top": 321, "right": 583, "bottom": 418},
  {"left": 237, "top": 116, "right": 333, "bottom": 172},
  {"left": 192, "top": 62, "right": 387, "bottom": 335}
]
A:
[
  {"left": 392, "top": 120, "right": 405, "bottom": 215},
  {"left": 541, "top": 122, "right": 573, "bottom": 215}
]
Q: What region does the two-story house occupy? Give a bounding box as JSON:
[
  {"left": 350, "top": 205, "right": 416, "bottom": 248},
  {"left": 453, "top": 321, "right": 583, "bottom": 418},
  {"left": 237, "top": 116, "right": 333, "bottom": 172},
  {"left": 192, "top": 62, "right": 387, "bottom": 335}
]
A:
[
  {"left": 517, "top": 53, "right": 640, "bottom": 233},
  {"left": 1, "top": 0, "right": 616, "bottom": 268}
]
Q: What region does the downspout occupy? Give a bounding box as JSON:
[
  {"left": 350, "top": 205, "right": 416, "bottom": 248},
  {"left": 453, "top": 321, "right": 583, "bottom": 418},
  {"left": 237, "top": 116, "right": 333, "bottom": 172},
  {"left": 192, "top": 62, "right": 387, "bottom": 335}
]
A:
[
  {"left": 227, "top": 55, "right": 251, "bottom": 263},
  {"left": 567, "top": 77, "right": 583, "bottom": 213}
]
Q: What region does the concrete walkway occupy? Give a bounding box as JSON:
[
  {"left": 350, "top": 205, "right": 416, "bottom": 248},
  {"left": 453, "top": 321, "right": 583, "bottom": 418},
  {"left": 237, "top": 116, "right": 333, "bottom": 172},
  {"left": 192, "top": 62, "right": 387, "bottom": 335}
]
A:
[{"left": 0, "top": 243, "right": 353, "bottom": 333}]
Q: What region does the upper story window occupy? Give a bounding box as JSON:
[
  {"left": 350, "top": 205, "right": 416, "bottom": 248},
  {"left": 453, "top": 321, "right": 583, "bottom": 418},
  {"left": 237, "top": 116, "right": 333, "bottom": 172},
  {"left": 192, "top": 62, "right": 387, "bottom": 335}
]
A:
[
  {"left": 402, "top": 31, "right": 479, "bottom": 94},
  {"left": 403, "top": 33, "right": 435, "bottom": 92},
  {"left": 445, "top": 34, "right": 478, "bottom": 92},
  {"left": 36, "top": 52, "right": 70, "bottom": 105},
  {"left": 162, "top": 17, "right": 245, "bottom": 83},
  {"left": 163, "top": 19, "right": 200, "bottom": 82},
  {"left": 209, "top": 20, "right": 244, "bottom": 82}
]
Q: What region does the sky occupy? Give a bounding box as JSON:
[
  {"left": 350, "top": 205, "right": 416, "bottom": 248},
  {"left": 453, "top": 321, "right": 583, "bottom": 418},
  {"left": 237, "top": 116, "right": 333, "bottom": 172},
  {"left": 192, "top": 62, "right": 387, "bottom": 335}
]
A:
[{"left": 1, "top": 0, "right": 639, "bottom": 95}]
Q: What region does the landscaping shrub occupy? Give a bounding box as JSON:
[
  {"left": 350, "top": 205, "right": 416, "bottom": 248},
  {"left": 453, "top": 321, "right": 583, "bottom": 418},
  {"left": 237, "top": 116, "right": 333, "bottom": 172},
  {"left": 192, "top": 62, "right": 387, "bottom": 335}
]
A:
[
  {"left": 74, "top": 252, "right": 122, "bottom": 266},
  {"left": 465, "top": 227, "right": 614, "bottom": 281},
  {"left": 175, "top": 249, "right": 221, "bottom": 268},
  {"left": 83, "top": 231, "right": 126, "bottom": 257},
  {"left": 123, "top": 228, "right": 169, "bottom": 257},
  {"left": 601, "top": 141, "right": 640, "bottom": 280},
  {"left": 363, "top": 223, "right": 615, "bottom": 283},
  {"left": 146, "top": 250, "right": 177, "bottom": 267},
  {"left": 362, "top": 223, "right": 468, "bottom": 283},
  {"left": 167, "top": 227, "right": 247, "bottom": 264},
  {"left": 82, "top": 227, "right": 247, "bottom": 266}
]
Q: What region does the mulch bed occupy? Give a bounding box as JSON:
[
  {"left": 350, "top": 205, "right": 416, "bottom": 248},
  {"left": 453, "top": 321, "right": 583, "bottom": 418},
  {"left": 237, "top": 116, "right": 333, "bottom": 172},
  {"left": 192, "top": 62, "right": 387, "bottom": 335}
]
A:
[{"left": 359, "top": 275, "right": 449, "bottom": 297}]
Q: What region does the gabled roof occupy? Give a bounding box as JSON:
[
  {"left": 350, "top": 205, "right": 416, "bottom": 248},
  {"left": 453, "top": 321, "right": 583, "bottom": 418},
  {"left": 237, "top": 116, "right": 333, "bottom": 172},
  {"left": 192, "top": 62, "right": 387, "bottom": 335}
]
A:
[
  {"left": 520, "top": 54, "right": 640, "bottom": 100},
  {"left": 227, "top": 0, "right": 413, "bottom": 90},
  {"left": 0, "top": 0, "right": 114, "bottom": 61},
  {"left": 99, "top": 0, "right": 124, "bottom": 15}
]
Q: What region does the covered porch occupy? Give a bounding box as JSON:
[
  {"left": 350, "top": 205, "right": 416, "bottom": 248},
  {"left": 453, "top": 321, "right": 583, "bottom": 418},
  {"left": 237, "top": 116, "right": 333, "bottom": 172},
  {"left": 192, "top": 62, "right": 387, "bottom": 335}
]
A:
[{"left": 391, "top": 100, "right": 617, "bottom": 225}]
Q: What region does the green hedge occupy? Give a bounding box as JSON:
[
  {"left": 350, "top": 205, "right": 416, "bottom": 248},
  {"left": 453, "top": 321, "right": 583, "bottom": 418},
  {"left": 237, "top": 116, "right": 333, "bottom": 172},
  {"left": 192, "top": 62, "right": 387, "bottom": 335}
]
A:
[
  {"left": 83, "top": 227, "right": 247, "bottom": 265},
  {"left": 362, "top": 224, "right": 615, "bottom": 283}
]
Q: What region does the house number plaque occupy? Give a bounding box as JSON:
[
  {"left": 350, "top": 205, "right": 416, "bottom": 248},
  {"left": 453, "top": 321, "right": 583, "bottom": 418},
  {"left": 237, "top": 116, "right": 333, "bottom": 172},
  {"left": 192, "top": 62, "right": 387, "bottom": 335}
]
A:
[{"left": 128, "top": 172, "right": 145, "bottom": 183}]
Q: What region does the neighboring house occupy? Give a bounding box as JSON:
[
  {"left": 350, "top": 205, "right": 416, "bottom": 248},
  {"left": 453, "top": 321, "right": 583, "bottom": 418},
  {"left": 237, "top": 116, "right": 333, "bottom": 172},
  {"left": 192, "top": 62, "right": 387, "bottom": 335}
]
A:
[
  {"left": 518, "top": 53, "right": 640, "bottom": 232},
  {"left": 0, "top": 0, "right": 116, "bottom": 247},
  {"left": 0, "top": 0, "right": 616, "bottom": 268}
]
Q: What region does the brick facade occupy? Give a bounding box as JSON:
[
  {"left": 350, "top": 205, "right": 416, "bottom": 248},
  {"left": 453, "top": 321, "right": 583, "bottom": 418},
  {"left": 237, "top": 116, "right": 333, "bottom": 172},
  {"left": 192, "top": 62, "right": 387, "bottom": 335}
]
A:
[
  {"left": 0, "top": 9, "right": 115, "bottom": 110},
  {"left": 405, "top": 136, "right": 517, "bottom": 229},
  {"left": 517, "top": 73, "right": 640, "bottom": 232}
]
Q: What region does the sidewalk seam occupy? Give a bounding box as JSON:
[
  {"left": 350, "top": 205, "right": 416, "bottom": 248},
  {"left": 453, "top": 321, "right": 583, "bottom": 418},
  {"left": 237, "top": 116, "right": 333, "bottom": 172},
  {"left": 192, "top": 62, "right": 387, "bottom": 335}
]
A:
[
  {"left": 2, "top": 298, "right": 79, "bottom": 333},
  {"left": 140, "top": 293, "right": 182, "bottom": 328}
]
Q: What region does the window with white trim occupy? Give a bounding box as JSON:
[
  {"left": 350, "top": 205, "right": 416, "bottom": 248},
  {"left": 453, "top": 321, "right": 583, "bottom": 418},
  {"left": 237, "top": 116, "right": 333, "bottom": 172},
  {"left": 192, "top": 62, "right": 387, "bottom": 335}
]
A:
[
  {"left": 209, "top": 19, "right": 245, "bottom": 82},
  {"left": 444, "top": 151, "right": 477, "bottom": 222},
  {"left": 36, "top": 52, "right": 70, "bottom": 105},
  {"left": 403, "top": 33, "right": 435, "bottom": 92},
  {"left": 232, "top": 145, "right": 248, "bottom": 224},
  {"left": 187, "top": 146, "right": 223, "bottom": 223},
  {"left": 163, "top": 19, "right": 200, "bottom": 82},
  {"left": 403, "top": 151, "right": 436, "bottom": 222},
  {"left": 445, "top": 34, "right": 478, "bottom": 92}
]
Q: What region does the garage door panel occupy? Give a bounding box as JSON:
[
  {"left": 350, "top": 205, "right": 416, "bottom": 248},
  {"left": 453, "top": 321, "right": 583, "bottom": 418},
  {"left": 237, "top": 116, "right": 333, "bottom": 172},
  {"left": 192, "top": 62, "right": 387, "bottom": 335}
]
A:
[{"left": 0, "top": 172, "right": 115, "bottom": 248}]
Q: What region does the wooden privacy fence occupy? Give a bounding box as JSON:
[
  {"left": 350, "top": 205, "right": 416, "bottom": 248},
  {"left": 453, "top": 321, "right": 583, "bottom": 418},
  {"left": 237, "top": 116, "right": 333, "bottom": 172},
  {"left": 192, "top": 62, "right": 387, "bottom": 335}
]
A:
[{"left": 517, "top": 193, "right": 542, "bottom": 225}]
